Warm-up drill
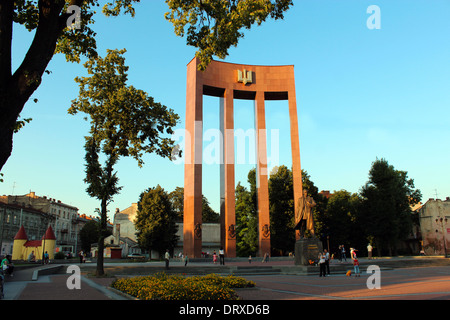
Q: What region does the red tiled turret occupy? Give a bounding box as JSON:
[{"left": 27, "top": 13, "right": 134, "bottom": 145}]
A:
[
  {"left": 42, "top": 225, "right": 56, "bottom": 240},
  {"left": 14, "top": 225, "right": 28, "bottom": 240}
]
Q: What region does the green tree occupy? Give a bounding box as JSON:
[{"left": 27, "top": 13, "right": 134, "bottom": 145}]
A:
[
  {"left": 79, "top": 220, "right": 100, "bottom": 254},
  {"left": 0, "top": 0, "right": 293, "bottom": 172},
  {"left": 168, "top": 186, "right": 219, "bottom": 223},
  {"left": 235, "top": 182, "right": 257, "bottom": 257},
  {"left": 169, "top": 186, "right": 185, "bottom": 221},
  {"left": 166, "top": 0, "right": 293, "bottom": 70},
  {"left": 319, "top": 190, "right": 363, "bottom": 254},
  {"left": 359, "top": 158, "right": 422, "bottom": 256},
  {"left": 69, "top": 49, "right": 179, "bottom": 276},
  {"left": 268, "top": 165, "right": 295, "bottom": 255},
  {"left": 135, "top": 185, "right": 179, "bottom": 259},
  {"left": 202, "top": 196, "right": 219, "bottom": 223},
  {"left": 235, "top": 167, "right": 325, "bottom": 256}
]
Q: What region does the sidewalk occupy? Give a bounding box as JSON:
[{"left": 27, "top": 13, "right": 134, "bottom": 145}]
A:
[
  {"left": 3, "top": 256, "right": 449, "bottom": 300},
  {"left": 2, "top": 264, "right": 126, "bottom": 300}
]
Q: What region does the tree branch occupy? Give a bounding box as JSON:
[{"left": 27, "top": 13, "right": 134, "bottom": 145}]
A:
[
  {"left": 0, "top": 0, "right": 13, "bottom": 90},
  {"left": 10, "top": 0, "right": 70, "bottom": 113}
]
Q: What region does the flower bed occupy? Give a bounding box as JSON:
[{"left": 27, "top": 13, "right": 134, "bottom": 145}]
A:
[{"left": 111, "top": 273, "right": 255, "bottom": 300}]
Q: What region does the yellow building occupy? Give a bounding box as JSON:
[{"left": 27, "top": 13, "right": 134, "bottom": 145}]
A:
[{"left": 12, "top": 225, "right": 56, "bottom": 261}]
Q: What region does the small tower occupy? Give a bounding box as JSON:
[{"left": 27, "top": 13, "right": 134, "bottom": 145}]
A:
[
  {"left": 12, "top": 226, "right": 28, "bottom": 260},
  {"left": 41, "top": 225, "right": 56, "bottom": 260}
]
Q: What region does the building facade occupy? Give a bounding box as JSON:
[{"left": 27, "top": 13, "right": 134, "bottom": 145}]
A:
[
  {"left": 112, "top": 203, "right": 220, "bottom": 258},
  {"left": 0, "top": 202, "right": 52, "bottom": 256},
  {"left": 0, "top": 192, "right": 84, "bottom": 255},
  {"left": 418, "top": 198, "right": 450, "bottom": 255}
]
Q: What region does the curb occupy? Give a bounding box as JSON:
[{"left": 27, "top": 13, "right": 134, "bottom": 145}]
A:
[{"left": 32, "top": 265, "right": 64, "bottom": 281}]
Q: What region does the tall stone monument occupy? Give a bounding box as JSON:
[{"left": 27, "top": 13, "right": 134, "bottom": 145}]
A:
[
  {"left": 294, "top": 189, "right": 323, "bottom": 265},
  {"left": 184, "top": 57, "right": 303, "bottom": 258}
]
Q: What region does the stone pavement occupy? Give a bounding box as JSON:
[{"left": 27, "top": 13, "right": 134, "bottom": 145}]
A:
[{"left": 3, "top": 256, "right": 450, "bottom": 301}]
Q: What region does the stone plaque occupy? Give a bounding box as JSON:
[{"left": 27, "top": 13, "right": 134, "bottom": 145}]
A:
[{"left": 294, "top": 238, "right": 323, "bottom": 266}]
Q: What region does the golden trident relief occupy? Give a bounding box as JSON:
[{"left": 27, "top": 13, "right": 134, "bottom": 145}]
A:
[{"left": 237, "top": 69, "right": 253, "bottom": 85}]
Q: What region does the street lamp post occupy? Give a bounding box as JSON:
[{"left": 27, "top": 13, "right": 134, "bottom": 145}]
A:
[{"left": 435, "top": 217, "right": 448, "bottom": 258}]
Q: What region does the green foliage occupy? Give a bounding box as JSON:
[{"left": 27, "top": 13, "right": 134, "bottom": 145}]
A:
[
  {"left": 318, "top": 190, "right": 363, "bottom": 252},
  {"left": 69, "top": 49, "right": 179, "bottom": 169},
  {"left": 54, "top": 252, "right": 66, "bottom": 260},
  {"left": 202, "top": 196, "right": 220, "bottom": 223},
  {"left": 12, "top": 0, "right": 292, "bottom": 70},
  {"left": 168, "top": 187, "right": 219, "bottom": 223},
  {"left": 13, "top": 0, "right": 140, "bottom": 63},
  {"left": 70, "top": 49, "right": 179, "bottom": 275},
  {"left": 168, "top": 186, "right": 185, "bottom": 221},
  {"left": 359, "top": 158, "right": 422, "bottom": 256},
  {"left": 235, "top": 182, "right": 258, "bottom": 256},
  {"left": 233, "top": 159, "right": 421, "bottom": 257},
  {"left": 14, "top": 117, "right": 33, "bottom": 133},
  {"left": 111, "top": 273, "right": 255, "bottom": 300},
  {"left": 269, "top": 165, "right": 295, "bottom": 254},
  {"left": 135, "top": 185, "right": 179, "bottom": 258},
  {"left": 165, "top": 0, "right": 294, "bottom": 70},
  {"left": 80, "top": 220, "right": 100, "bottom": 253}
]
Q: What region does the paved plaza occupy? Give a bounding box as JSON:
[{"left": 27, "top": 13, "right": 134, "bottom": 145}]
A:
[
  {"left": 236, "top": 266, "right": 450, "bottom": 300},
  {"left": 2, "top": 257, "right": 450, "bottom": 301}
]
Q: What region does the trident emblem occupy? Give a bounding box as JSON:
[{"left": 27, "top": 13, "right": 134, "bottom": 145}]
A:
[{"left": 237, "top": 69, "right": 253, "bottom": 85}]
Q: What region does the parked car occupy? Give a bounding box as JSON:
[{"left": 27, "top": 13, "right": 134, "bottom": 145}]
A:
[{"left": 127, "top": 253, "right": 145, "bottom": 259}]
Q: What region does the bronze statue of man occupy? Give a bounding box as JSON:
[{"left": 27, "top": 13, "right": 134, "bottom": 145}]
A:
[{"left": 295, "top": 189, "right": 316, "bottom": 238}]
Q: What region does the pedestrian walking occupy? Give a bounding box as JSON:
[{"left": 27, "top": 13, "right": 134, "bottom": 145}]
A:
[
  {"left": 367, "top": 243, "right": 373, "bottom": 260},
  {"left": 350, "top": 248, "right": 361, "bottom": 277},
  {"left": 324, "top": 249, "right": 330, "bottom": 275},
  {"left": 319, "top": 252, "right": 326, "bottom": 277},
  {"left": 248, "top": 255, "right": 252, "bottom": 264},
  {"left": 219, "top": 247, "right": 225, "bottom": 265},
  {"left": 44, "top": 251, "right": 49, "bottom": 264},
  {"left": 351, "top": 248, "right": 360, "bottom": 277},
  {"left": 184, "top": 254, "right": 189, "bottom": 267},
  {"left": 341, "top": 245, "right": 347, "bottom": 262},
  {"left": 213, "top": 251, "right": 217, "bottom": 264},
  {"left": 165, "top": 249, "right": 170, "bottom": 270}
]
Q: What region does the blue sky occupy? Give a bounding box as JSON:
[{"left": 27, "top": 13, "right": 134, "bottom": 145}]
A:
[{"left": 2, "top": 0, "right": 449, "bottom": 219}]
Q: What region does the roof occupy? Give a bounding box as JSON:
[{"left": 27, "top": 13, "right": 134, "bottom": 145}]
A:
[
  {"left": 14, "top": 225, "right": 28, "bottom": 240},
  {"left": 42, "top": 225, "right": 56, "bottom": 240},
  {"left": 24, "top": 240, "right": 42, "bottom": 248}
]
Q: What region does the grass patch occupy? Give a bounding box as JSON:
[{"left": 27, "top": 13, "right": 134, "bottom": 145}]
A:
[{"left": 111, "top": 272, "right": 255, "bottom": 300}]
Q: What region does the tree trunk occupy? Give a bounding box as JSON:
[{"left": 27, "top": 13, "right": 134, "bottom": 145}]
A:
[
  {"left": 96, "top": 198, "right": 108, "bottom": 276},
  {"left": 375, "top": 239, "right": 382, "bottom": 257},
  {"left": 0, "top": 0, "right": 68, "bottom": 171},
  {"left": 0, "top": 110, "right": 15, "bottom": 172}
]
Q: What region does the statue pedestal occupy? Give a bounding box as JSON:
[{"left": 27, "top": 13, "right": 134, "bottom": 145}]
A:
[{"left": 294, "top": 238, "right": 323, "bottom": 266}]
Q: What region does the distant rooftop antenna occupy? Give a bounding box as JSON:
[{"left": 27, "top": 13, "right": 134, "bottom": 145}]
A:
[
  {"left": 434, "top": 189, "right": 439, "bottom": 199},
  {"left": 11, "top": 182, "right": 16, "bottom": 195}
]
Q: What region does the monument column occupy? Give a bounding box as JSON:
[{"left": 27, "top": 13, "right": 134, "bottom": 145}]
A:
[
  {"left": 184, "top": 59, "right": 203, "bottom": 258},
  {"left": 221, "top": 88, "right": 236, "bottom": 257},
  {"left": 255, "top": 91, "right": 271, "bottom": 257},
  {"left": 288, "top": 83, "right": 304, "bottom": 240},
  {"left": 184, "top": 58, "right": 302, "bottom": 259}
]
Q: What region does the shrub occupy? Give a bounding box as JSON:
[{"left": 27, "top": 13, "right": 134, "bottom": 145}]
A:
[
  {"left": 111, "top": 273, "right": 255, "bottom": 300},
  {"left": 54, "top": 252, "right": 66, "bottom": 260}
]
